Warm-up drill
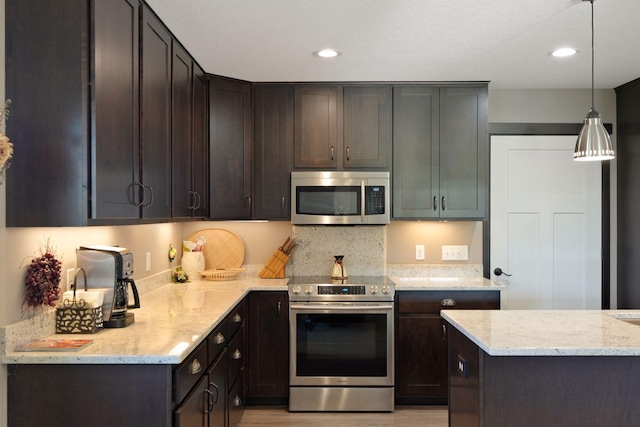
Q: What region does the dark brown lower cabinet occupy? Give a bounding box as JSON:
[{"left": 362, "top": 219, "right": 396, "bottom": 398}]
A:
[
  {"left": 395, "top": 290, "right": 499, "bottom": 404},
  {"left": 246, "top": 291, "right": 289, "bottom": 405},
  {"left": 175, "top": 349, "right": 227, "bottom": 427},
  {"left": 448, "top": 324, "right": 640, "bottom": 426}
]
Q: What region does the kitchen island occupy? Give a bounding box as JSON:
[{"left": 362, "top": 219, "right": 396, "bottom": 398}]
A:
[{"left": 442, "top": 310, "right": 640, "bottom": 427}]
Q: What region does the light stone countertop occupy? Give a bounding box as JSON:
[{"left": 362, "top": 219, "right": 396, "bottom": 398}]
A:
[
  {"left": 1, "top": 274, "right": 503, "bottom": 365},
  {"left": 391, "top": 276, "right": 506, "bottom": 290},
  {"left": 1, "top": 277, "right": 288, "bottom": 365},
  {"left": 442, "top": 309, "right": 640, "bottom": 356}
]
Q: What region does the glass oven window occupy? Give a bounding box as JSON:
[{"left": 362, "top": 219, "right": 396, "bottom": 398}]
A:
[
  {"left": 295, "top": 313, "right": 387, "bottom": 377},
  {"left": 296, "top": 186, "right": 361, "bottom": 216}
]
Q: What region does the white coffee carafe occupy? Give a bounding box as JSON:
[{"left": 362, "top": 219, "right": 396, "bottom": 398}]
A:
[{"left": 331, "top": 255, "right": 347, "bottom": 279}]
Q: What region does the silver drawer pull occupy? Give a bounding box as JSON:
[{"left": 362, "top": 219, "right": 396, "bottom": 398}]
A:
[
  {"left": 231, "top": 313, "right": 242, "bottom": 323},
  {"left": 232, "top": 349, "right": 242, "bottom": 360},
  {"left": 234, "top": 395, "right": 242, "bottom": 407},
  {"left": 190, "top": 358, "right": 202, "bottom": 375},
  {"left": 214, "top": 332, "right": 225, "bottom": 345},
  {"left": 441, "top": 298, "right": 457, "bottom": 307}
]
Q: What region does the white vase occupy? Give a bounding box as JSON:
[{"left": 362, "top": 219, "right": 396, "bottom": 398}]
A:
[{"left": 182, "top": 252, "right": 205, "bottom": 280}]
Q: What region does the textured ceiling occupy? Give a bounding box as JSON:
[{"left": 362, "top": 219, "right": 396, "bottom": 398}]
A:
[{"left": 144, "top": 0, "right": 640, "bottom": 89}]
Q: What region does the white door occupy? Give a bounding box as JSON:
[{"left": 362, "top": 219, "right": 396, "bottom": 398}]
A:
[{"left": 491, "top": 135, "right": 602, "bottom": 310}]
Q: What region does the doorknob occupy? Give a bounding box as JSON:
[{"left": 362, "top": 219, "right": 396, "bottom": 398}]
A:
[{"left": 493, "top": 267, "right": 512, "bottom": 277}]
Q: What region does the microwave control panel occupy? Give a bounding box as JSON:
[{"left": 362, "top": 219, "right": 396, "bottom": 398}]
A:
[{"left": 365, "top": 186, "right": 386, "bottom": 215}]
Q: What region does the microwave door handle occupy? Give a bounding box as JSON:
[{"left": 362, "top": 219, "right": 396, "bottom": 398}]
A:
[{"left": 361, "top": 180, "right": 366, "bottom": 223}]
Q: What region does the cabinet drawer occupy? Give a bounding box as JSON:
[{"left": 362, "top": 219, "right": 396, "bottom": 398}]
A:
[
  {"left": 229, "top": 299, "right": 246, "bottom": 339},
  {"left": 228, "top": 373, "right": 245, "bottom": 427},
  {"left": 397, "top": 290, "right": 500, "bottom": 313},
  {"left": 228, "top": 326, "right": 245, "bottom": 390},
  {"left": 174, "top": 341, "right": 208, "bottom": 405},
  {"left": 208, "top": 317, "right": 228, "bottom": 365}
]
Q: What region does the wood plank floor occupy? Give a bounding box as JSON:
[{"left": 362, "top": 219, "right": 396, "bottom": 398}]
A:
[{"left": 239, "top": 406, "right": 448, "bottom": 426}]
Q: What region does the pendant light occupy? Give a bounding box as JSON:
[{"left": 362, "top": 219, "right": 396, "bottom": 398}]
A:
[{"left": 573, "top": 0, "right": 614, "bottom": 161}]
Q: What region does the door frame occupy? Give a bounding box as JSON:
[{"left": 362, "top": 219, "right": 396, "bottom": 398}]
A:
[{"left": 485, "top": 123, "right": 612, "bottom": 309}]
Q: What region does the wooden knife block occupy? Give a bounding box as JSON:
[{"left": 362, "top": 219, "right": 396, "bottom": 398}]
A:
[{"left": 259, "top": 249, "right": 290, "bottom": 279}]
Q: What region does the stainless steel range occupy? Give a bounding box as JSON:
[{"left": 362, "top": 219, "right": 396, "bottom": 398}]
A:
[{"left": 288, "top": 276, "right": 395, "bottom": 412}]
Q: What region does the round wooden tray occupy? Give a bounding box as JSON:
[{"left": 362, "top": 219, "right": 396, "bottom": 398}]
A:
[{"left": 186, "top": 228, "right": 245, "bottom": 270}]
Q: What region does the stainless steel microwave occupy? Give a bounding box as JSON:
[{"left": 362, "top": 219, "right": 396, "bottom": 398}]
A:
[{"left": 291, "top": 171, "right": 390, "bottom": 225}]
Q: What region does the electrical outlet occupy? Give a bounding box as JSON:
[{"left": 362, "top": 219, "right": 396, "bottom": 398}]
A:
[
  {"left": 415, "top": 244, "right": 425, "bottom": 261},
  {"left": 66, "top": 268, "right": 76, "bottom": 290},
  {"left": 442, "top": 245, "right": 469, "bottom": 261},
  {"left": 146, "top": 252, "right": 151, "bottom": 272}
]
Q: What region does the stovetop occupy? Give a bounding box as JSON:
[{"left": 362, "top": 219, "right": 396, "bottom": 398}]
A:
[{"left": 288, "top": 276, "right": 395, "bottom": 301}]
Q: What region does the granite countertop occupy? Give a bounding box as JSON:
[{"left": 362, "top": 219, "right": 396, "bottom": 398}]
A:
[
  {"left": 442, "top": 309, "right": 640, "bottom": 356},
  {"left": 391, "top": 276, "right": 506, "bottom": 290},
  {"left": 1, "top": 274, "right": 503, "bottom": 365},
  {"left": 1, "top": 277, "right": 288, "bottom": 365}
]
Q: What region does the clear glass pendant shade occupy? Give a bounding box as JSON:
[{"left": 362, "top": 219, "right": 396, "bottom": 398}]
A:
[{"left": 573, "top": 108, "right": 615, "bottom": 161}]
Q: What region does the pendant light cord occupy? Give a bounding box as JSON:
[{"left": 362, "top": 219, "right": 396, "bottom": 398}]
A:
[{"left": 590, "top": 0, "right": 595, "bottom": 111}]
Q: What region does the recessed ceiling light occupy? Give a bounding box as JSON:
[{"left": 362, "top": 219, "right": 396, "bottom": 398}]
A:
[
  {"left": 314, "top": 49, "right": 341, "bottom": 58},
  {"left": 552, "top": 47, "right": 577, "bottom": 57}
]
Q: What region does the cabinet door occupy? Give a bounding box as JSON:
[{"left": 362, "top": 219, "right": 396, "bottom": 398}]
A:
[
  {"left": 343, "top": 86, "right": 391, "bottom": 169},
  {"left": 439, "top": 86, "right": 488, "bottom": 219},
  {"left": 246, "top": 292, "right": 289, "bottom": 404},
  {"left": 294, "top": 86, "right": 338, "bottom": 169},
  {"left": 172, "top": 43, "right": 194, "bottom": 218},
  {"left": 192, "top": 64, "right": 209, "bottom": 218},
  {"left": 140, "top": 5, "right": 172, "bottom": 219},
  {"left": 209, "top": 77, "right": 252, "bottom": 219},
  {"left": 6, "top": 0, "right": 89, "bottom": 226},
  {"left": 392, "top": 86, "right": 440, "bottom": 219},
  {"left": 92, "top": 0, "right": 141, "bottom": 220},
  {"left": 396, "top": 315, "right": 448, "bottom": 402},
  {"left": 254, "top": 85, "right": 293, "bottom": 220},
  {"left": 174, "top": 349, "right": 227, "bottom": 427}
]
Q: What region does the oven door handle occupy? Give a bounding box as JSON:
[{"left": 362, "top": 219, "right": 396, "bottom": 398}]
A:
[{"left": 290, "top": 303, "right": 394, "bottom": 311}]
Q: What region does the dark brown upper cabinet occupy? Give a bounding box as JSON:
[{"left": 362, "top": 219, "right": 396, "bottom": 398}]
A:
[
  {"left": 392, "top": 84, "right": 488, "bottom": 220},
  {"left": 140, "top": 5, "right": 172, "bottom": 220},
  {"left": 209, "top": 76, "right": 252, "bottom": 219},
  {"left": 293, "top": 85, "right": 391, "bottom": 170},
  {"left": 253, "top": 85, "right": 294, "bottom": 220},
  {"left": 342, "top": 85, "right": 391, "bottom": 169},
  {"left": 6, "top": 0, "right": 142, "bottom": 225},
  {"left": 170, "top": 43, "right": 194, "bottom": 219}
]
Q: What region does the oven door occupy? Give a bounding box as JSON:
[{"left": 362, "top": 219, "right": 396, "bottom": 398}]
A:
[{"left": 289, "top": 302, "right": 394, "bottom": 387}]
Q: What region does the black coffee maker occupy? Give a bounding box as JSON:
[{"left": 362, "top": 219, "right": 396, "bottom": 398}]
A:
[{"left": 76, "top": 246, "right": 140, "bottom": 328}]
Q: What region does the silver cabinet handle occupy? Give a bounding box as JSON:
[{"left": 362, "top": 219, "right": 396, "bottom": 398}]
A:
[
  {"left": 277, "top": 301, "right": 282, "bottom": 317},
  {"left": 209, "top": 381, "right": 220, "bottom": 404},
  {"left": 194, "top": 192, "right": 201, "bottom": 210},
  {"left": 441, "top": 196, "right": 445, "bottom": 211},
  {"left": 233, "top": 395, "right": 242, "bottom": 407},
  {"left": 133, "top": 182, "right": 145, "bottom": 207},
  {"left": 330, "top": 145, "right": 334, "bottom": 161},
  {"left": 231, "top": 312, "right": 242, "bottom": 324},
  {"left": 144, "top": 184, "right": 154, "bottom": 208},
  {"left": 346, "top": 146, "right": 350, "bottom": 161},
  {"left": 433, "top": 196, "right": 437, "bottom": 211},
  {"left": 441, "top": 298, "right": 457, "bottom": 307},
  {"left": 244, "top": 196, "right": 251, "bottom": 209},
  {"left": 442, "top": 324, "right": 447, "bottom": 341},
  {"left": 281, "top": 196, "right": 285, "bottom": 209},
  {"left": 204, "top": 389, "right": 214, "bottom": 413},
  {"left": 214, "top": 332, "right": 225, "bottom": 345},
  {"left": 188, "top": 191, "right": 196, "bottom": 210},
  {"left": 232, "top": 349, "right": 242, "bottom": 360},
  {"left": 190, "top": 358, "right": 202, "bottom": 375}
]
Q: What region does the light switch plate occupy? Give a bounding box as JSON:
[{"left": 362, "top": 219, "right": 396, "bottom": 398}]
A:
[
  {"left": 442, "top": 245, "right": 469, "bottom": 261},
  {"left": 145, "top": 252, "right": 151, "bottom": 272},
  {"left": 415, "top": 244, "right": 425, "bottom": 261}
]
